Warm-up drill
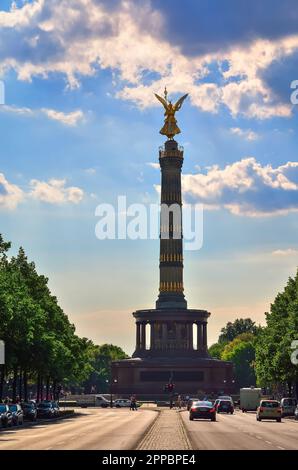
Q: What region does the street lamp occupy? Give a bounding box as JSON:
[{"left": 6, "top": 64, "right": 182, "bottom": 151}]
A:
[{"left": 106, "top": 379, "right": 118, "bottom": 408}]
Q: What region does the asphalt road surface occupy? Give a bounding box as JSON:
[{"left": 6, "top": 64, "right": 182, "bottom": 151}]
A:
[
  {"left": 181, "top": 409, "right": 298, "bottom": 450},
  {"left": 0, "top": 408, "right": 157, "bottom": 450}
]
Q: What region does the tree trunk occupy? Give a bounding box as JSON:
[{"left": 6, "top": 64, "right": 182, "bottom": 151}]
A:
[
  {"left": 46, "top": 377, "right": 50, "bottom": 400},
  {"left": 36, "top": 373, "right": 41, "bottom": 403},
  {"left": 23, "top": 370, "right": 28, "bottom": 402},
  {"left": 12, "top": 366, "right": 18, "bottom": 402},
  {"left": 0, "top": 365, "right": 4, "bottom": 401},
  {"left": 40, "top": 377, "right": 43, "bottom": 401},
  {"left": 53, "top": 379, "right": 57, "bottom": 401},
  {"left": 19, "top": 368, "right": 22, "bottom": 402}
]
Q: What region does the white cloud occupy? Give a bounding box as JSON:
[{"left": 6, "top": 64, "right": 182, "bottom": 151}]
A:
[
  {"left": 0, "top": 0, "right": 296, "bottom": 118},
  {"left": 41, "top": 108, "right": 84, "bottom": 126},
  {"left": 182, "top": 158, "right": 298, "bottom": 216},
  {"left": 0, "top": 173, "right": 84, "bottom": 210},
  {"left": 30, "top": 178, "right": 84, "bottom": 204},
  {"left": 0, "top": 172, "right": 24, "bottom": 209},
  {"left": 84, "top": 168, "right": 96, "bottom": 175},
  {"left": 1, "top": 104, "right": 84, "bottom": 126},
  {"left": 272, "top": 248, "right": 298, "bottom": 256},
  {"left": 230, "top": 127, "right": 259, "bottom": 141},
  {"left": 147, "top": 162, "right": 159, "bottom": 170}
]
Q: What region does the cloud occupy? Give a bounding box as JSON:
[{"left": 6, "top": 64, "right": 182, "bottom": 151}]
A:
[
  {"left": 230, "top": 127, "right": 259, "bottom": 141},
  {"left": 0, "top": 173, "right": 84, "bottom": 210},
  {"left": 182, "top": 158, "right": 298, "bottom": 216},
  {"left": 41, "top": 108, "right": 84, "bottom": 126},
  {"left": 30, "top": 178, "right": 84, "bottom": 204},
  {"left": 84, "top": 168, "right": 97, "bottom": 175},
  {"left": 272, "top": 248, "right": 298, "bottom": 256},
  {"left": 1, "top": 104, "right": 84, "bottom": 126},
  {"left": 0, "top": 172, "right": 24, "bottom": 209},
  {"left": 147, "top": 162, "right": 159, "bottom": 170},
  {"left": 0, "top": 0, "right": 296, "bottom": 118}
]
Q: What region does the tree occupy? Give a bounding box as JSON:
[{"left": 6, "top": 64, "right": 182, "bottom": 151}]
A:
[
  {"left": 82, "top": 344, "right": 128, "bottom": 393},
  {"left": 255, "top": 271, "right": 298, "bottom": 397},
  {"left": 0, "top": 234, "right": 128, "bottom": 402},
  {"left": 208, "top": 342, "right": 225, "bottom": 359},
  {"left": 221, "top": 333, "right": 256, "bottom": 387},
  {"left": 219, "top": 318, "right": 259, "bottom": 344}
]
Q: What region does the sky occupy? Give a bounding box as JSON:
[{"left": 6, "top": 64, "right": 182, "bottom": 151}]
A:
[{"left": 0, "top": 0, "right": 298, "bottom": 355}]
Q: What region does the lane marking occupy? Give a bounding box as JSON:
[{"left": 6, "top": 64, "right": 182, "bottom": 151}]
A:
[
  {"left": 265, "top": 440, "right": 272, "bottom": 445},
  {"left": 277, "top": 446, "right": 285, "bottom": 450}
]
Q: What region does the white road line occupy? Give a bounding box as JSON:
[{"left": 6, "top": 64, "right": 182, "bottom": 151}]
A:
[
  {"left": 45, "top": 447, "right": 53, "bottom": 450},
  {"left": 265, "top": 440, "right": 272, "bottom": 445},
  {"left": 277, "top": 446, "right": 285, "bottom": 450}
]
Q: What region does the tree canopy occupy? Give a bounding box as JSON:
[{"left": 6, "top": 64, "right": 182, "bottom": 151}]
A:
[{"left": 0, "top": 235, "right": 127, "bottom": 401}]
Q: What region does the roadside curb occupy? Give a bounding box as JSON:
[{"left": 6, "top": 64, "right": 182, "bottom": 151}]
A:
[
  {"left": 134, "top": 409, "right": 160, "bottom": 450},
  {"left": 178, "top": 410, "right": 197, "bottom": 451}
]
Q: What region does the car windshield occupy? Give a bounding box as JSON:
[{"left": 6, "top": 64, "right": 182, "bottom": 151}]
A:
[
  {"left": 0, "top": 405, "right": 7, "bottom": 413},
  {"left": 262, "top": 401, "right": 279, "bottom": 408},
  {"left": 38, "top": 403, "right": 52, "bottom": 409},
  {"left": 9, "top": 405, "right": 18, "bottom": 412},
  {"left": 23, "top": 403, "right": 34, "bottom": 409},
  {"left": 196, "top": 401, "right": 212, "bottom": 407},
  {"left": 220, "top": 400, "right": 231, "bottom": 405}
]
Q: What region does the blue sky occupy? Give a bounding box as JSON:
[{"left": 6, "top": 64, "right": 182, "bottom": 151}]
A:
[{"left": 0, "top": 0, "right": 298, "bottom": 354}]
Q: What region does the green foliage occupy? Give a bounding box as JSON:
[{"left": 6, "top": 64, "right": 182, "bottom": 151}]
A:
[
  {"left": 0, "top": 234, "right": 127, "bottom": 399},
  {"left": 221, "top": 333, "right": 256, "bottom": 387},
  {"left": 219, "top": 318, "right": 259, "bottom": 344},
  {"left": 255, "top": 271, "right": 298, "bottom": 393},
  {"left": 208, "top": 342, "right": 226, "bottom": 359},
  {"left": 83, "top": 344, "right": 128, "bottom": 393}
]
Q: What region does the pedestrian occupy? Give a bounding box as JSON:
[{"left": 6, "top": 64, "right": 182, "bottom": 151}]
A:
[{"left": 130, "top": 394, "right": 137, "bottom": 411}]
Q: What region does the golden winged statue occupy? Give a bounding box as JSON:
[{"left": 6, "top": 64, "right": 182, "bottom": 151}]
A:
[{"left": 155, "top": 87, "right": 188, "bottom": 139}]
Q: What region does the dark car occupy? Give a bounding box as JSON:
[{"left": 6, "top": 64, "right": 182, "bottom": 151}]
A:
[
  {"left": 217, "top": 399, "right": 234, "bottom": 414},
  {"left": 0, "top": 404, "right": 13, "bottom": 428},
  {"left": 9, "top": 404, "right": 24, "bottom": 425},
  {"left": 189, "top": 401, "right": 216, "bottom": 421},
  {"left": 37, "top": 402, "right": 56, "bottom": 419},
  {"left": 21, "top": 402, "right": 37, "bottom": 421},
  {"left": 294, "top": 405, "right": 298, "bottom": 421},
  {"left": 187, "top": 397, "right": 199, "bottom": 411}
]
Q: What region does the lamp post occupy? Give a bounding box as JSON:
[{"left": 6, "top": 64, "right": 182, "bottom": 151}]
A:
[{"left": 106, "top": 379, "right": 118, "bottom": 408}]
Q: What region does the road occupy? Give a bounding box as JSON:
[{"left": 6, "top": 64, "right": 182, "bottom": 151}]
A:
[
  {"left": 1, "top": 407, "right": 297, "bottom": 450},
  {"left": 181, "top": 409, "right": 298, "bottom": 450},
  {"left": 0, "top": 408, "right": 157, "bottom": 450}
]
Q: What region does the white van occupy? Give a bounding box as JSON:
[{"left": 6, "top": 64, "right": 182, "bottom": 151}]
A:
[
  {"left": 281, "top": 397, "right": 297, "bottom": 417},
  {"left": 240, "top": 387, "right": 262, "bottom": 412}
]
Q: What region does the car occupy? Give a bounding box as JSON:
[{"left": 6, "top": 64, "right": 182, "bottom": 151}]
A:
[
  {"left": 187, "top": 397, "right": 199, "bottom": 411},
  {"left": 216, "top": 399, "right": 234, "bottom": 414},
  {"left": 113, "top": 399, "right": 132, "bottom": 408},
  {"left": 280, "top": 397, "right": 297, "bottom": 417},
  {"left": 189, "top": 401, "right": 216, "bottom": 421},
  {"left": 37, "top": 401, "right": 56, "bottom": 418},
  {"left": 51, "top": 401, "right": 60, "bottom": 417},
  {"left": 295, "top": 405, "right": 298, "bottom": 421},
  {"left": 9, "top": 404, "right": 24, "bottom": 425},
  {"left": 21, "top": 402, "right": 37, "bottom": 421},
  {"left": 0, "top": 403, "right": 13, "bottom": 428},
  {"left": 95, "top": 395, "right": 110, "bottom": 408},
  {"left": 256, "top": 400, "right": 282, "bottom": 422},
  {"left": 218, "top": 395, "right": 233, "bottom": 401}
]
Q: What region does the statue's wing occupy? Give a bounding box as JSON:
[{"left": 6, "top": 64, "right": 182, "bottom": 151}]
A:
[
  {"left": 173, "top": 94, "right": 188, "bottom": 111},
  {"left": 154, "top": 93, "right": 168, "bottom": 109}
]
